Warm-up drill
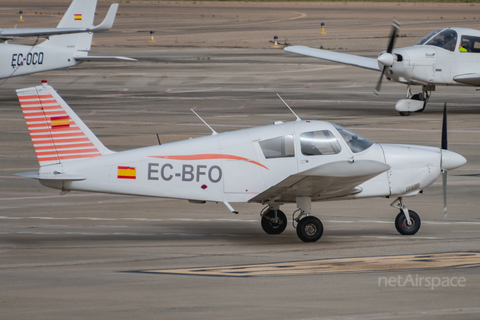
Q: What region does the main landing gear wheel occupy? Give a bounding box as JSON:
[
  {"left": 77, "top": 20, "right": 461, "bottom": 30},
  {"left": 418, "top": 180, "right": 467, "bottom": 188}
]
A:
[
  {"left": 261, "top": 210, "right": 287, "bottom": 235},
  {"left": 395, "top": 210, "right": 421, "bottom": 235},
  {"left": 296, "top": 216, "right": 323, "bottom": 242}
]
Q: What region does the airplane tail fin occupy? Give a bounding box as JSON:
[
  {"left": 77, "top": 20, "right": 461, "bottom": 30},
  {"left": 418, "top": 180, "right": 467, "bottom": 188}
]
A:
[
  {"left": 16, "top": 80, "right": 114, "bottom": 168},
  {"left": 38, "top": 0, "right": 98, "bottom": 51}
]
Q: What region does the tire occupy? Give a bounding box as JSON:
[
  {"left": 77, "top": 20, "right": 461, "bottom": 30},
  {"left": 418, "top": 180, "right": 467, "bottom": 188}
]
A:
[
  {"left": 399, "top": 111, "right": 411, "bottom": 116},
  {"left": 261, "top": 210, "right": 287, "bottom": 235},
  {"left": 296, "top": 216, "right": 323, "bottom": 242},
  {"left": 395, "top": 210, "right": 421, "bottom": 235}
]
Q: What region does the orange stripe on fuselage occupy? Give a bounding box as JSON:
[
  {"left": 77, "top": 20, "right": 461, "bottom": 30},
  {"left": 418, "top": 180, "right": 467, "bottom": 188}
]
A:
[{"left": 149, "top": 154, "right": 268, "bottom": 170}]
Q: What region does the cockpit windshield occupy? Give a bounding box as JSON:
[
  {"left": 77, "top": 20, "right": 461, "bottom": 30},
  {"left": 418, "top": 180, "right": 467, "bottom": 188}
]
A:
[
  {"left": 422, "top": 29, "right": 458, "bottom": 52},
  {"left": 334, "top": 124, "right": 373, "bottom": 153},
  {"left": 416, "top": 29, "right": 443, "bottom": 45}
]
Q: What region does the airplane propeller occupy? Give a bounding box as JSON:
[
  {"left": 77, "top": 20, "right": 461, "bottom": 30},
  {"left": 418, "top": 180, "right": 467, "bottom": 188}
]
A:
[
  {"left": 374, "top": 20, "right": 400, "bottom": 96},
  {"left": 441, "top": 103, "right": 448, "bottom": 218},
  {"left": 440, "top": 103, "right": 467, "bottom": 218}
]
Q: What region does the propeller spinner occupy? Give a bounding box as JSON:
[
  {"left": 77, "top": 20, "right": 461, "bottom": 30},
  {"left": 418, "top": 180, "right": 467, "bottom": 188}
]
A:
[{"left": 374, "top": 20, "right": 400, "bottom": 96}]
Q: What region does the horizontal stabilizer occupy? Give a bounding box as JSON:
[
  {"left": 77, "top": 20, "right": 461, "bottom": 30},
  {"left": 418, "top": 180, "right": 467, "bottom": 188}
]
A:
[
  {"left": 16, "top": 172, "right": 86, "bottom": 181},
  {"left": 285, "top": 46, "right": 381, "bottom": 71},
  {"left": 0, "top": 4, "right": 119, "bottom": 40},
  {"left": 74, "top": 56, "right": 138, "bottom": 62},
  {"left": 249, "top": 160, "right": 390, "bottom": 203},
  {"left": 453, "top": 73, "right": 480, "bottom": 86}
]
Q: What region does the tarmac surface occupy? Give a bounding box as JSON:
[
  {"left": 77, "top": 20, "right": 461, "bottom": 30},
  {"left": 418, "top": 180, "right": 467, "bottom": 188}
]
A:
[{"left": 1, "top": 1, "right": 480, "bottom": 319}]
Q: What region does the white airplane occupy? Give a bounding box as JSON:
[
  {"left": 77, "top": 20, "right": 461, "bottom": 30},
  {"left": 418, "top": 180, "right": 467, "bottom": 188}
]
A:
[
  {"left": 0, "top": 0, "right": 136, "bottom": 80},
  {"left": 14, "top": 81, "right": 466, "bottom": 242},
  {"left": 285, "top": 22, "right": 480, "bottom": 116}
]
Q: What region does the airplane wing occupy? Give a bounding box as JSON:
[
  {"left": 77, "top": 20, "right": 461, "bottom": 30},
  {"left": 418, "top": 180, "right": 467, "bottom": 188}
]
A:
[
  {"left": 249, "top": 160, "right": 390, "bottom": 203},
  {"left": 284, "top": 46, "right": 381, "bottom": 71},
  {"left": 453, "top": 73, "right": 480, "bottom": 86},
  {"left": 0, "top": 3, "right": 118, "bottom": 40}
]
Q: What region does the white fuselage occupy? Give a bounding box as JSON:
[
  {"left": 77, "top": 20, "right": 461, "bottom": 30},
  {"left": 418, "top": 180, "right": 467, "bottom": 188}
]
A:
[
  {"left": 384, "top": 27, "right": 480, "bottom": 86},
  {"left": 0, "top": 43, "right": 82, "bottom": 79},
  {"left": 37, "top": 121, "right": 443, "bottom": 204}
]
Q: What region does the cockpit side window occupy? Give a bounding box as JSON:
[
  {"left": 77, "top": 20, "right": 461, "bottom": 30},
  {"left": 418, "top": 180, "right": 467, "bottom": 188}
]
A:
[
  {"left": 300, "top": 130, "right": 341, "bottom": 156},
  {"left": 259, "top": 135, "right": 295, "bottom": 159},
  {"left": 333, "top": 124, "right": 373, "bottom": 153},
  {"left": 424, "top": 29, "right": 458, "bottom": 52},
  {"left": 459, "top": 35, "right": 480, "bottom": 53}
]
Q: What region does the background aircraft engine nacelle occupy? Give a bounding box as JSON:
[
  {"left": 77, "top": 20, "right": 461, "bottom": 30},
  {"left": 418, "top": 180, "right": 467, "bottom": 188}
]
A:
[{"left": 380, "top": 144, "right": 441, "bottom": 196}]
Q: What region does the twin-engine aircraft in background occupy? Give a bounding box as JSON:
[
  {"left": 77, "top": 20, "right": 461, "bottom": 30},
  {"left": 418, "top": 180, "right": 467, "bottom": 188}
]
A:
[
  {"left": 285, "top": 22, "right": 480, "bottom": 116},
  {"left": 0, "top": 0, "right": 136, "bottom": 80},
  {"left": 15, "top": 81, "right": 466, "bottom": 242}
]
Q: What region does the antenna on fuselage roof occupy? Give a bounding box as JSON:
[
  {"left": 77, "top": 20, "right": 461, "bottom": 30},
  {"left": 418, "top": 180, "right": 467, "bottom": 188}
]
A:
[
  {"left": 277, "top": 93, "right": 301, "bottom": 121},
  {"left": 190, "top": 109, "right": 217, "bottom": 135}
]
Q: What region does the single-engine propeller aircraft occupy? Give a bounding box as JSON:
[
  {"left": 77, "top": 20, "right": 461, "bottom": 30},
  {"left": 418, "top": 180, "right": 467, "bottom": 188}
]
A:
[
  {"left": 14, "top": 81, "right": 466, "bottom": 242},
  {"left": 0, "top": 0, "right": 136, "bottom": 80},
  {"left": 285, "top": 21, "right": 480, "bottom": 116}
]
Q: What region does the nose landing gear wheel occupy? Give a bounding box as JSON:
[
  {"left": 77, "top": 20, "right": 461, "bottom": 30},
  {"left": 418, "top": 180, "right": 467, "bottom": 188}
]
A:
[
  {"left": 261, "top": 210, "right": 287, "bottom": 234},
  {"left": 395, "top": 210, "right": 421, "bottom": 235},
  {"left": 296, "top": 216, "right": 323, "bottom": 242}
]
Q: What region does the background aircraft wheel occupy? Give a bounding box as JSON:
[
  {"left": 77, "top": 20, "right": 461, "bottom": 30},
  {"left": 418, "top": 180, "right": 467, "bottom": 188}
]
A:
[
  {"left": 296, "top": 216, "right": 323, "bottom": 242},
  {"left": 399, "top": 111, "right": 411, "bottom": 116},
  {"left": 395, "top": 210, "right": 421, "bottom": 235},
  {"left": 261, "top": 210, "right": 287, "bottom": 234}
]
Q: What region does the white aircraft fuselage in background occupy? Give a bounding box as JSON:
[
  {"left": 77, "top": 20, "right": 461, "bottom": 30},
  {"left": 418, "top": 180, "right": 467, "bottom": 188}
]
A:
[
  {"left": 285, "top": 27, "right": 480, "bottom": 115},
  {"left": 0, "top": 0, "right": 135, "bottom": 80}
]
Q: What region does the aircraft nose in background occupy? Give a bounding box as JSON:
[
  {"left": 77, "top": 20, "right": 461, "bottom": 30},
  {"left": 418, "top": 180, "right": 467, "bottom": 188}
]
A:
[{"left": 441, "top": 150, "right": 467, "bottom": 171}]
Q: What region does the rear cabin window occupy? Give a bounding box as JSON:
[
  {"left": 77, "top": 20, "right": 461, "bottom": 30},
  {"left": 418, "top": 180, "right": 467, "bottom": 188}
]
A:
[
  {"left": 459, "top": 35, "right": 480, "bottom": 53},
  {"left": 259, "top": 135, "right": 295, "bottom": 159},
  {"left": 300, "top": 130, "right": 341, "bottom": 156}
]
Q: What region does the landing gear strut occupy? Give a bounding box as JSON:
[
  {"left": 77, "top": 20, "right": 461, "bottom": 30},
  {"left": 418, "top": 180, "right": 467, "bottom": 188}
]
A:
[
  {"left": 396, "top": 85, "right": 434, "bottom": 116},
  {"left": 390, "top": 197, "right": 421, "bottom": 235},
  {"left": 259, "top": 197, "right": 324, "bottom": 242}
]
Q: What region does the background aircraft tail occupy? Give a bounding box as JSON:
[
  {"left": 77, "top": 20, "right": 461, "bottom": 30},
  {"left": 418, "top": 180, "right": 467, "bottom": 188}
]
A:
[
  {"left": 38, "top": 0, "right": 98, "bottom": 51},
  {"left": 16, "top": 81, "right": 114, "bottom": 167}
]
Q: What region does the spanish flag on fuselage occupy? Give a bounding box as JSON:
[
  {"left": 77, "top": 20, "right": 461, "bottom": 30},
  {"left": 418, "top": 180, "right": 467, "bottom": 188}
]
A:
[
  {"left": 74, "top": 14, "right": 82, "bottom": 21},
  {"left": 118, "top": 166, "right": 136, "bottom": 179}
]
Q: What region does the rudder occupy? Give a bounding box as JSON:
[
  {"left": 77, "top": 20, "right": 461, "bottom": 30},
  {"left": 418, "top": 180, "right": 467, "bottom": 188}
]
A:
[
  {"left": 16, "top": 80, "right": 113, "bottom": 167},
  {"left": 38, "top": 0, "right": 98, "bottom": 51}
]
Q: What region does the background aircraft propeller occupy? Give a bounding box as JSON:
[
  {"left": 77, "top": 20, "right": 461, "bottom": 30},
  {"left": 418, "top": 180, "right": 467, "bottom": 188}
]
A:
[{"left": 374, "top": 20, "right": 400, "bottom": 96}]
